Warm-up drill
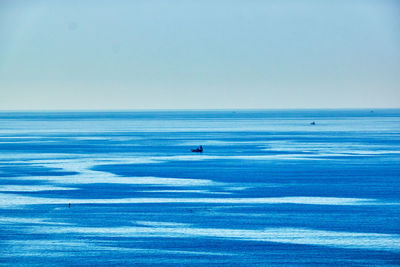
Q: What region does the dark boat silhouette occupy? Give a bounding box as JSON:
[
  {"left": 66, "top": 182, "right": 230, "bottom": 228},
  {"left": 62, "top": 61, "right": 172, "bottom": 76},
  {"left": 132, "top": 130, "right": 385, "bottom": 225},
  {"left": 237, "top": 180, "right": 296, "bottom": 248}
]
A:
[
  {"left": 191, "top": 145, "right": 203, "bottom": 153},
  {"left": 310, "top": 121, "right": 316, "bottom": 125}
]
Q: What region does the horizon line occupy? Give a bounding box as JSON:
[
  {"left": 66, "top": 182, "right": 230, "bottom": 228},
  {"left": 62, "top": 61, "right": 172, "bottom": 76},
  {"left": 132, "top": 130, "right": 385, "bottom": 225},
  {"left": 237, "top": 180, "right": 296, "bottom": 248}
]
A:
[{"left": 0, "top": 107, "right": 400, "bottom": 113}]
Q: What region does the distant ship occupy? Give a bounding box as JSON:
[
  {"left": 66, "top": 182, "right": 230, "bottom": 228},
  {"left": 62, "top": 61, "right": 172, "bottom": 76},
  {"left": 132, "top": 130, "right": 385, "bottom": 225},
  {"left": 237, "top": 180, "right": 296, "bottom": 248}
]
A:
[
  {"left": 191, "top": 145, "right": 203, "bottom": 153},
  {"left": 310, "top": 121, "right": 316, "bottom": 125}
]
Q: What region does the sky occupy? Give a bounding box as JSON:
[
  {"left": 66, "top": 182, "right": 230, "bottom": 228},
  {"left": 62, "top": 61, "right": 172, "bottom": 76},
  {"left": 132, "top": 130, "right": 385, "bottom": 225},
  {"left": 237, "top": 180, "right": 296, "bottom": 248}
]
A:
[{"left": 0, "top": 0, "right": 399, "bottom": 110}]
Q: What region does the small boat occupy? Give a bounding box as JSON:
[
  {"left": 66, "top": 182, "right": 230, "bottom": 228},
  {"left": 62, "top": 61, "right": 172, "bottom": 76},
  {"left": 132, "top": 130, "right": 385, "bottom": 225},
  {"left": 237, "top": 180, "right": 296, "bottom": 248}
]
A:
[
  {"left": 310, "top": 121, "right": 316, "bottom": 125},
  {"left": 191, "top": 145, "right": 203, "bottom": 153}
]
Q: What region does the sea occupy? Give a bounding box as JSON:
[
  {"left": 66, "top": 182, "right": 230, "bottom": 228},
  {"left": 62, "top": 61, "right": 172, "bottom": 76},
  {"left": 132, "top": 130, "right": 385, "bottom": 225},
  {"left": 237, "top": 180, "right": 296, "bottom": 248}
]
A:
[{"left": 0, "top": 110, "right": 399, "bottom": 266}]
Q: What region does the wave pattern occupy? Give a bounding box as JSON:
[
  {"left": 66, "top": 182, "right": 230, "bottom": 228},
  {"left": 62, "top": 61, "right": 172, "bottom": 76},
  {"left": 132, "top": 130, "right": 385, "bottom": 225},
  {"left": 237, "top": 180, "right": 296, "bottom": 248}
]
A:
[{"left": 0, "top": 110, "right": 400, "bottom": 265}]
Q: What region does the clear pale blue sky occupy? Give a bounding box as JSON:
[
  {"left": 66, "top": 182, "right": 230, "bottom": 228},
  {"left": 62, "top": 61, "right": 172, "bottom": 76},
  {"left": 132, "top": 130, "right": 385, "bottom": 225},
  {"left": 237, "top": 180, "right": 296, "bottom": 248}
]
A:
[{"left": 0, "top": 0, "right": 399, "bottom": 110}]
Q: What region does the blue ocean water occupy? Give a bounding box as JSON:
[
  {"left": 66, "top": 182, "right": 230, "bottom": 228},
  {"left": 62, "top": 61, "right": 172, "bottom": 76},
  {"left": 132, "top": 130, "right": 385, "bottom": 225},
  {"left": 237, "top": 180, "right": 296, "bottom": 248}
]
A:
[{"left": 0, "top": 110, "right": 399, "bottom": 266}]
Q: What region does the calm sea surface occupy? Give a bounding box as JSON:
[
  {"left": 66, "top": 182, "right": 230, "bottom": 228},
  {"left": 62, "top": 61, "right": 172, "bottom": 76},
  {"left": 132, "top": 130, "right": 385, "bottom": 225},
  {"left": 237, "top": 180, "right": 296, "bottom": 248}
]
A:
[{"left": 0, "top": 110, "right": 399, "bottom": 266}]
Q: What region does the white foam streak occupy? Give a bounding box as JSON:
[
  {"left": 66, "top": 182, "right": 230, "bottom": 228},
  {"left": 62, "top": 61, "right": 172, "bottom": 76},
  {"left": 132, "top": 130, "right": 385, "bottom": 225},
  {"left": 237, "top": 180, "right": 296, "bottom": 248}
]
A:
[
  {"left": 0, "top": 216, "right": 71, "bottom": 225},
  {"left": 13, "top": 158, "right": 221, "bottom": 187},
  {"left": 140, "top": 190, "right": 232, "bottom": 194},
  {"left": 30, "top": 223, "right": 400, "bottom": 252},
  {"left": 0, "top": 185, "right": 77, "bottom": 192},
  {"left": 1, "top": 239, "right": 233, "bottom": 257},
  {"left": 15, "top": 175, "right": 218, "bottom": 187},
  {"left": 0, "top": 193, "right": 379, "bottom": 207},
  {"left": 135, "top": 221, "right": 191, "bottom": 228}
]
